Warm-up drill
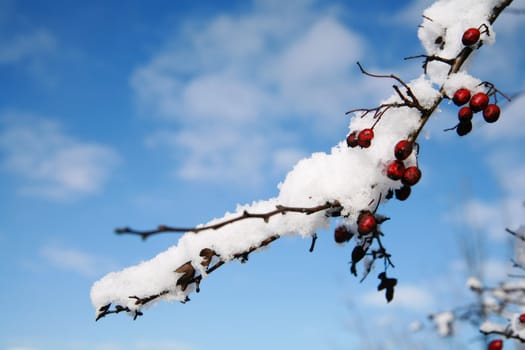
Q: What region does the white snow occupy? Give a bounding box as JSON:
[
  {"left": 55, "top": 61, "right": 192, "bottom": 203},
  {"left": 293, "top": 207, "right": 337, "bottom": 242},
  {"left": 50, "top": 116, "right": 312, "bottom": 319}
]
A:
[
  {"left": 418, "top": 0, "right": 500, "bottom": 85},
  {"left": 480, "top": 320, "right": 508, "bottom": 334},
  {"left": 431, "top": 311, "right": 455, "bottom": 336},
  {"left": 91, "top": 0, "right": 506, "bottom": 318},
  {"left": 466, "top": 276, "right": 483, "bottom": 292},
  {"left": 442, "top": 72, "right": 484, "bottom": 100}
]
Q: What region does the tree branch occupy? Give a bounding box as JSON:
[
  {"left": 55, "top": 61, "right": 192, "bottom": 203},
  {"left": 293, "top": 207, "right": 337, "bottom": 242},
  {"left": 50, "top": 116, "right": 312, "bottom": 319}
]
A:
[{"left": 115, "top": 201, "right": 342, "bottom": 240}]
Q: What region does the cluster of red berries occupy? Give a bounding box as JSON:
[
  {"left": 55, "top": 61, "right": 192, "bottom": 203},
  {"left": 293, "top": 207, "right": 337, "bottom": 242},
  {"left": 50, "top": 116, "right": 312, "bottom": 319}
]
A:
[
  {"left": 385, "top": 140, "right": 421, "bottom": 201},
  {"left": 334, "top": 210, "right": 377, "bottom": 243},
  {"left": 488, "top": 339, "right": 503, "bottom": 350},
  {"left": 346, "top": 128, "right": 375, "bottom": 148},
  {"left": 451, "top": 88, "right": 500, "bottom": 136}
]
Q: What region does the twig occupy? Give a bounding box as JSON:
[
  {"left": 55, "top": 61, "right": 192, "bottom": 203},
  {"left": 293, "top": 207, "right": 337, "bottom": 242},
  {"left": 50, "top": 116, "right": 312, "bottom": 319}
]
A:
[
  {"left": 404, "top": 54, "right": 456, "bottom": 74},
  {"left": 116, "top": 201, "right": 342, "bottom": 240},
  {"left": 506, "top": 228, "right": 525, "bottom": 242},
  {"left": 355, "top": 62, "right": 424, "bottom": 111}
]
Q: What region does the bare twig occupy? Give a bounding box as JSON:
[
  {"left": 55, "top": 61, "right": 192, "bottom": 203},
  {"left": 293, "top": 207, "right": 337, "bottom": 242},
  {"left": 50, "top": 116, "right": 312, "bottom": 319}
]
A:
[
  {"left": 116, "top": 201, "right": 342, "bottom": 240},
  {"left": 506, "top": 228, "right": 525, "bottom": 242},
  {"left": 355, "top": 62, "right": 425, "bottom": 111},
  {"left": 404, "top": 54, "right": 456, "bottom": 74}
]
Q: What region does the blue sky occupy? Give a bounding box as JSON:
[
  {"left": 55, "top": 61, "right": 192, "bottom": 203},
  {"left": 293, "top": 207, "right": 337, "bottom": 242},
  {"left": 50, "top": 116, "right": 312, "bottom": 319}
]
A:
[{"left": 1, "top": 0, "right": 525, "bottom": 349}]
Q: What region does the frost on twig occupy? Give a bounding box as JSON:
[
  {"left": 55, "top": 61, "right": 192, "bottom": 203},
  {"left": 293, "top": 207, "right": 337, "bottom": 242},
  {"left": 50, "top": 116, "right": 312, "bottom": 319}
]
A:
[{"left": 91, "top": 0, "right": 514, "bottom": 321}]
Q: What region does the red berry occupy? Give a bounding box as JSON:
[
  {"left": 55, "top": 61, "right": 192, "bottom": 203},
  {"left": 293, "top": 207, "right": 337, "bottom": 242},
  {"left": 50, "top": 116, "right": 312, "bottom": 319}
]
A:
[
  {"left": 357, "top": 211, "right": 376, "bottom": 235},
  {"left": 334, "top": 225, "right": 353, "bottom": 243},
  {"left": 483, "top": 104, "right": 500, "bottom": 123},
  {"left": 462, "top": 28, "right": 481, "bottom": 46},
  {"left": 453, "top": 88, "right": 471, "bottom": 106},
  {"left": 357, "top": 128, "right": 374, "bottom": 148},
  {"left": 394, "top": 140, "right": 413, "bottom": 160},
  {"left": 395, "top": 185, "right": 411, "bottom": 201},
  {"left": 402, "top": 166, "right": 421, "bottom": 186},
  {"left": 458, "top": 106, "right": 473, "bottom": 122},
  {"left": 488, "top": 339, "right": 503, "bottom": 350},
  {"left": 456, "top": 120, "right": 472, "bottom": 136},
  {"left": 519, "top": 313, "right": 525, "bottom": 323},
  {"left": 386, "top": 160, "right": 406, "bottom": 181},
  {"left": 470, "top": 92, "right": 489, "bottom": 112},
  {"left": 346, "top": 131, "right": 358, "bottom": 148}
]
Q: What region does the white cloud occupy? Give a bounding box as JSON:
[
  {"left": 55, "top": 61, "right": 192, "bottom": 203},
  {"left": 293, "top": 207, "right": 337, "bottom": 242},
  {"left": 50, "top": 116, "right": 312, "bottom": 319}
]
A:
[
  {"left": 486, "top": 148, "right": 525, "bottom": 194},
  {"left": 173, "top": 127, "right": 268, "bottom": 184},
  {"left": 40, "top": 244, "right": 117, "bottom": 278},
  {"left": 391, "top": 0, "right": 436, "bottom": 27},
  {"left": 362, "top": 284, "right": 435, "bottom": 311},
  {"left": 0, "top": 29, "right": 57, "bottom": 64},
  {"left": 460, "top": 199, "right": 506, "bottom": 239},
  {"left": 453, "top": 197, "right": 524, "bottom": 241},
  {"left": 131, "top": 0, "right": 377, "bottom": 186},
  {"left": 451, "top": 258, "right": 511, "bottom": 284},
  {"left": 445, "top": 129, "right": 525, "bottom": 241},
  {"left": 0, "top": 111, "right": 120, "bottom": 200}
]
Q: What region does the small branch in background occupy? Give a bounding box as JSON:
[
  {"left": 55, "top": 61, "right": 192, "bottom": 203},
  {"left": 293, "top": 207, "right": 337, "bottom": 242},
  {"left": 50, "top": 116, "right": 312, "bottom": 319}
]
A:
[{"left": 506, "top": 228, "right": 525, "bottom": 242}]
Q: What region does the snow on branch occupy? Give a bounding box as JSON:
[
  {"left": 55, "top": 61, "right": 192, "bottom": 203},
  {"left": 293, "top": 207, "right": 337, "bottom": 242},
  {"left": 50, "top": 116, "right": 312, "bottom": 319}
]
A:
[{"left": 91, "top": 0, "right": 514, "bottom": 321}]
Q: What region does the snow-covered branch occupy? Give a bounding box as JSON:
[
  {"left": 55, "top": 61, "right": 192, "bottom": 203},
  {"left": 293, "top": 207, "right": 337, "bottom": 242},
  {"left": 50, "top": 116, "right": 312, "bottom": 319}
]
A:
[{"left": 91, "top": 0, "right": 514, "bottom": 321}]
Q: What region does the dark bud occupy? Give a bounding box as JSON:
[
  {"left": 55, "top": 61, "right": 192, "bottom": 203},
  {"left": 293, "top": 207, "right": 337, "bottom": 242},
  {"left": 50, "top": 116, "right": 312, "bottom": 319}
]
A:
[
  {"left": 199, "top": 248, "right": 216, "bottom": 268},
  {"left": 175, "top": 261, "right": 196, "bottom": 292},
  {"left": 351, "top": 245, "right": 366, "bottom": 265},
  {"left": 374, "top": 214, "right": 390, "bottom": 225},
  {"left": 350, "top": 244, "right": 368, "bottom": 276},
  {"left": 395, "top": 185, "right": 411, "bottom": 201},
  {"left": 133, "top": 310, "right": 143, "bottom": 320},
  {"left": 346, "top": 131, "right": 359, "bottom": 148},
  {"left": 377, "top": 272, "right": 397, "bottom": 303},
  {"left": 456, "top": 120, "right": 472, "bottom": 136},
  {"left": 334, "top": 225, "right": 354, "bottom": 244}
]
